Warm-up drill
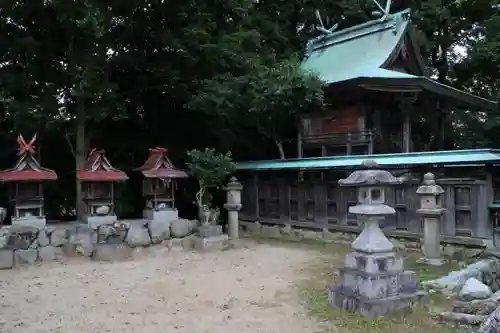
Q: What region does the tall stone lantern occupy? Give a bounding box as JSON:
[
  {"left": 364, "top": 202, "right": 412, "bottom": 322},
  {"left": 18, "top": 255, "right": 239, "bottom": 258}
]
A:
[
  {"left": 328, "top": 160, "right": 428, "bottom": 318},
  {"left": 223, "top": 177, "right": 243, "bottom": 239},
  {"left": 416, "top": 173, "right": 446, "bottom": 266}
]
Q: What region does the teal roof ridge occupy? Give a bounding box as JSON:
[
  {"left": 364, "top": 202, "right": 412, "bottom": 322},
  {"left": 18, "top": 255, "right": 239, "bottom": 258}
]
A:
[
  {"left": 241, "top": 148, "right": 497, "bottom": 164},
  {"left": 308, "top": 8, "right": 411, "bottom": 53},
  {"left": 236, "top": 149, "right": 500, "bottom": 171}
]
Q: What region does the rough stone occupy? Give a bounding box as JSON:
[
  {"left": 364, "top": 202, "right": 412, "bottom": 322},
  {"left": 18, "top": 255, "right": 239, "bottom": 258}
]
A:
[
  {"left": 148, "top": 219, "right": 172, "bottom": 243},
  {"left": 68, "top": 230, "right": 94, "bottom": 257},
  {"left": 170, "top": 219, "right": 196, "bottom": 238},
  {"left": 92, "top": 244, "right": 132, "bottom": 262},
  {"left": 261, "top": 225, "right": 281, "bottom": 238},
  {"left": 165, "top": 236, "right": 196, "bottom": 251},
  {"left": 38, "top": 246, "right": 57, "bottom": 262},
  {"left": 301, "top": 230, "right": 322, "bottom": 240},
  {"left": 280, "top": 224, "right": 293, "bottom": 236},
  {"left": 37, "top": 229, "right": 50, "bottom": 246},
  {"left": 0, "top": 227, "right": 9, "bottom": 248},
  {"left": 29, "top": 239, "right": 39, "bottom": 249},
  {"left": 422, "top": 259, "right": 497, "bottom": 293},
  {"left": 97, "top": 223, "right": 128, "bottom": 244},
  {"left": 95, "top": 205, "right": 111, "bottom": 216},
  {"left": 197, "top": 224, "right": 222, "bottom": 238},
  {"left": 477, "top": 307, "right": 500, "bottom": 333},
  {"left": 193, "top": 234, "right": 229, "bottom": 252},
  {"left": 437, "top": 311, "right": 486, "bottom": 325},
  {"left": 453, "top": 299, "right": 497, "bottom": 315},
  {"left": 125, "top": 223, "right": 151, "bottom": 247},
  {"left": 459, "top": 278, "right": 492, "bottom": 301},
  {"left": 50, "top": 228, "right": 69, "bottom": 246},
  {"left": 247, "top": 222, "right": 262, "bottom": 234},
  {"left": 14, "top": 249, "right": 38, "bottom": 265},
  {"left": 0, "top": 249, "right": 14, "bottom": 269}
]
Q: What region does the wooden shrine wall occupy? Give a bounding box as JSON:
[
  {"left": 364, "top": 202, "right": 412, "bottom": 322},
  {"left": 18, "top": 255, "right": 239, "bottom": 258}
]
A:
[{"left": 239, "top": 176, "right": 492, "bottom": 242}]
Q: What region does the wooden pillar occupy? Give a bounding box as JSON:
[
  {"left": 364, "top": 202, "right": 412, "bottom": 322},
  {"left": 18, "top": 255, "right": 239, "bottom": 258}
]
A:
[
  {"left": 346, "top": 133, "right": 352, "bottom": 155},
  {"left": 297, "top": 132, "right": 303, "bottom": 158},
  {"left": 253, "top": 174, "right": 259, "bottom": 220},
  {"left": 402, "top": 108, "right": 411, "bottom": 153},
  {"left": 321, "top": 145, "right": 327, "bottom": 157},
  {"left": 367, "top": 130, "right": 374, "bottom": 154}
]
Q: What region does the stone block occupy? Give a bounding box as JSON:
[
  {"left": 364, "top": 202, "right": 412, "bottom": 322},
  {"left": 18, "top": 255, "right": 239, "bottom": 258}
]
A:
[
  {"left": 328, "top": 285, "right": 428, "bottom": 318},
  {"left": 197, "top": 225, "right": 222, "bottom": 238},
  {"left": 170, "top": 219, "right": 196, "bottom": 238},
  {"left": 125, "top": 223, "right": 151, "bottom": 247},
  {"left": 477, "top": 307, "right": 500, "bottom": 333},
  {"left": 37, "top": 230, "right": 50, "bottom": 247},
  {"left": 92, "top": 244, "right": 132, "bottom": 262},
  {"left": 38, "top": 246, "right": 57, "bottom": 262},
  {"left": 261, "top": 225, "right": 281, "bottom": 238},
  {"left": 193, "top": 235, "right": 229, "bottom": 252},
  {"left": 12, "top": 217, "right": 46, "bottom": 229},
  {"left": 148, "top": 219, "right": 171, "bottom": 244},
  {"left": 14, "top": 249, "right": 38, "bottom": 266},
  {"left": 0, "top": 249, "right": 14, "bottom": 269},
  {"left": 50, "top": 228, "right": 69, "bottom": 246},
  {"left": 246, "top": 222, "right": 262, "bottom": 234},
  {"left": 86, "top": 215, "right": 117, "bottom": 229}
]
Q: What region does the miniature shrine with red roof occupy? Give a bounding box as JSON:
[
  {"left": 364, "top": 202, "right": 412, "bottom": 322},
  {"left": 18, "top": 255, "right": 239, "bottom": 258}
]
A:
[
  {"left": 136, "top": 147, "right": 188, "bottom": 222},
  {"left": 77, "top": 149, "right": 128, "bottom": 226},
  {"left": 0, "top": 134, "right": 57, "bottom": 227}
]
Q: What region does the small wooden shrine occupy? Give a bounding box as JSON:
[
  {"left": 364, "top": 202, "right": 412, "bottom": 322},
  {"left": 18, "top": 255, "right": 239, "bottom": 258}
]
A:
[
  {"left": 136, "top": 147, "right": 188, "bottom": 222},
  {"left": 77, "top": 149, "right": 128, "bottom": 226},
  {"left": 0, "top": 134, "right": 57, "bottom": 227}
]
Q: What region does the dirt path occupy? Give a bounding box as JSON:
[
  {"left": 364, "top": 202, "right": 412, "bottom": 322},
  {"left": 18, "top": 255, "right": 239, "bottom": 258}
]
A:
[{"left": 0, "top": 241, "right": 323, "bottom": 333}]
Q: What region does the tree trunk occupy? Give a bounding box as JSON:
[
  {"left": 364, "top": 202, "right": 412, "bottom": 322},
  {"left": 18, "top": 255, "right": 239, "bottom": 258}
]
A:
[
  {"left": 75, "top": 97, "right": 86, "bottom": 221},
  {"left": 275, "top": 140, "right": 285, "bottom": 160}
]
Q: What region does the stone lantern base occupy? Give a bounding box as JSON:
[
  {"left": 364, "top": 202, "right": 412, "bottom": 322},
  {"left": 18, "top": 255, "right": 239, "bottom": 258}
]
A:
[{"left": 328, "top": 250, "right": 428, "bottom": 318}]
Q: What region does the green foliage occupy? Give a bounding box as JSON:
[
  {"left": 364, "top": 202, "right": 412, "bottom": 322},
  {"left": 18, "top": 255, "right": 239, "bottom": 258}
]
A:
[{"left": 186, "top": 148, "right": 236, "bottom": 207}]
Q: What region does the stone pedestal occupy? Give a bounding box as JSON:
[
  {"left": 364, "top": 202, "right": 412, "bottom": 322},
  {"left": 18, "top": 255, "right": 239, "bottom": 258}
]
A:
[
  {"left": 86, "top": 215, "right": 117, "bottom": 229},
  {"left": 329, "top": 160, "right": 428, "bottom": 318},
  {"left": 193, "top": 224, "right": 228, "bottom": 251},
  {"left": 328, "top": 217, "right": 428, "bottom": 318},
  {"left": 223, "top": 177, "right": 243, "bottom": 240},
  {"left": 12, "top": 216, "right": 46, "bottom": 229},
  {"left": 416, "top": 173, "right": 446, "bottom": 266},
  {"left": 143, "top": 208, "right": 179, "bottom": 223}
]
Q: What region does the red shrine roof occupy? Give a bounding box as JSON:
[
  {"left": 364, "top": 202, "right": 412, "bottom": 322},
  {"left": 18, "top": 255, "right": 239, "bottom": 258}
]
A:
[
  {"left": 0, "top": 134, "right": 58, "bottom": 182},
  {"left": 77, "top": 149, "right": 129, "bottom": 182},
  {"left": 136, "top": 147, "right": 189, "bottom": 179}
]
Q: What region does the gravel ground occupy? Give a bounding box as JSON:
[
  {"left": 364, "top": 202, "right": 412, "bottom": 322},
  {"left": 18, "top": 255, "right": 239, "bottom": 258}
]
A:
[{"left": 0, "top": 241, "right": 322, "bottom": 333}]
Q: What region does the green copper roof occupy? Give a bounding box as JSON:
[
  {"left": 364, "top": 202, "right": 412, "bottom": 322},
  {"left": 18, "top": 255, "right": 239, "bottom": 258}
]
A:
[
  {"left": 302, "top": 9, "right": 412, "bottom": 84},
  {"left": 236, "top": 149, "right": 500, "bottom": 171},
  {"left": 301, "top": 9, "right": 497, "bottom": 110}
]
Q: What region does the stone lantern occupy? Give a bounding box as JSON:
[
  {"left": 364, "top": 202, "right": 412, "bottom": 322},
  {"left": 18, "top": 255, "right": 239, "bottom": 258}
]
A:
[
  {"left": 328, "top": 160, "right": 428, "bottom": 318},
  {"left": 223, "top": 177, "right": 243, "bottom": 239},
  {"left": 416, "top": 173, "right": 446, "bottom": 266}
]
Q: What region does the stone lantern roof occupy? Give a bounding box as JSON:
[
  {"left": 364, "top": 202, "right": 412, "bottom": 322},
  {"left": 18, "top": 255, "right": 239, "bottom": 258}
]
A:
[{"left": 339, "top": 160, "right": 405, "bottom": 187}]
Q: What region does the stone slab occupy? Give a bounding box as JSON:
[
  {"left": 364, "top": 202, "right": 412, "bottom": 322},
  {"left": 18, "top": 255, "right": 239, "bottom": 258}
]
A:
[
  {"left": 261, "top": 225, "right": 281, "bottom": 238},
  {"left": 197, "top": 224, "right": 222, "bottom": 238},
  {"left": 0, "top": 249, "right": 14, "bottom": 269},
  {"left": 143, "top": 209, "right": 179, "bottom": 223},
  {"left": 14, "top": 249, "right": 38, "bottom": 266},
  {"left": 86, "top": 215, "right": 117, "bottom": 229},
  {"left": 416, "top": 257, "right": 446, "bottom": 266},
  {"left": 193, "top": 234, "right": 229, "bottom": 252},
  {"left": 12, "top": 217, "right": 46, "bottom": 229},
  {"left": 38, "top": 246, "right": 57, "bottom": 262},
  {"left": 328, "top": 285, "right": 428, "bottom": 318},
  {"left": 92, "top": 244, "right": 132, "bottom": 262}
]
